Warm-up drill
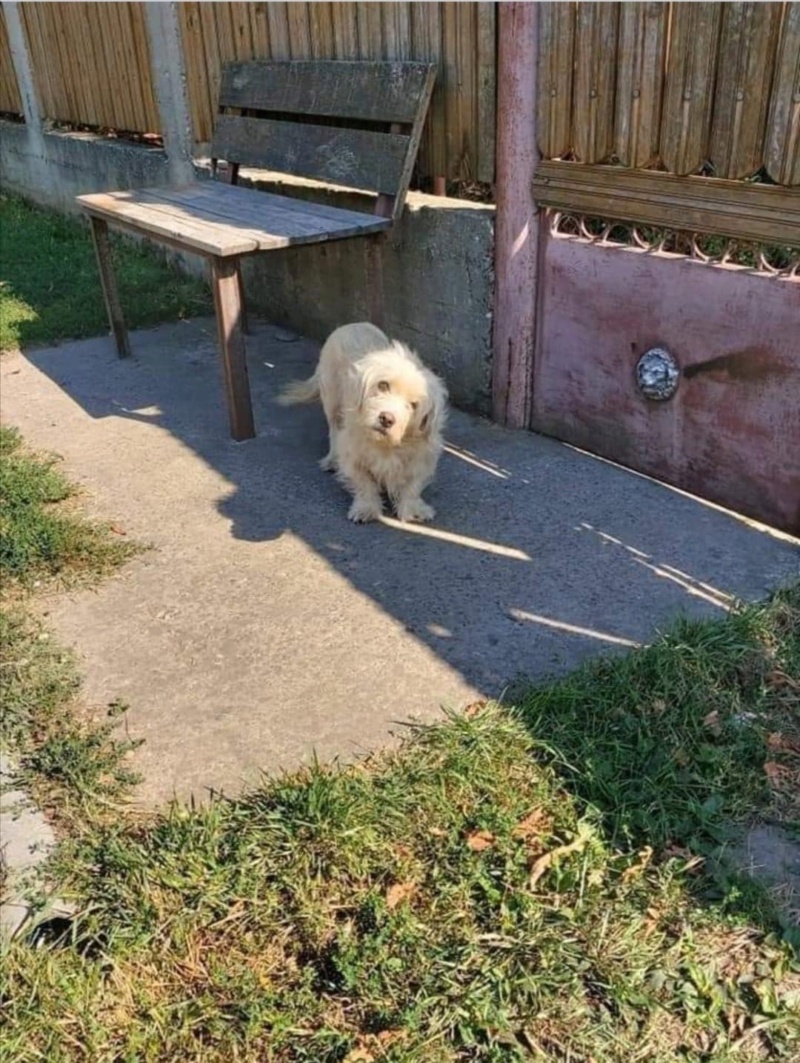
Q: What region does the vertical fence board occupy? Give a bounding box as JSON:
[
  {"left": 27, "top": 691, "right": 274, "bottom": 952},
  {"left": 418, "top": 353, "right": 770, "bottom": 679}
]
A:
[
  {"left": 765, "top": 2, "right": 800, "bottom": 185},
  {"left": 711, "top": 2, "right": 783, "bottom": 180},
  {"left": 331, "top": 2, "right": 359, "bottom": 59},
  {"left": 308, "top": 2, "right": 335, "bottom": 58},
  {"left": 383, "top": 3, "right": 412, "bottom": 59},
  {"left": 573, "top": 2, "right": 619, "bottom": 163},
  {"left": 537, "top": 2, "right": 576, "bottom": 158},
  {"left": 411, "top": 2, "right": 446, "bottom": 177},
  {"left": 265, "top": 2, "right": 291, "bottom": 60},
  {"left": 476, "top": 2, "right": 497, "bottom": 183},
  {"left": 442, "top": 2, "right": 461, "bottom": 176},
  {"left": 0, "top": 7, "right": 23, "bottom": 115},
  {"left": 180, "top": 3, "right": 213, "bottom": 143},
  {"left": 248, "top": 2, "right": 270, "bottom": 56},
  {"left": 358, "top": 4, "right": 384, "bottom": 57},
  {"left": 660, "top": 3, "right": 723, "bottom": 175},
  {"left": 614, "top": 2, "right": 666, "bottom": 168},
  {"left": 286, "top": 3, "right": 312, "bottom": 58}
]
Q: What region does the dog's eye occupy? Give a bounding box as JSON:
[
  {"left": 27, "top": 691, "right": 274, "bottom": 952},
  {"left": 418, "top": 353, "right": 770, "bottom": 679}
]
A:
[
  {"left": 410, "top": 401, "right": 419, "bottom": 411},
  {"left": 377, "top": 380, "right": 391, "bottom": 393}
]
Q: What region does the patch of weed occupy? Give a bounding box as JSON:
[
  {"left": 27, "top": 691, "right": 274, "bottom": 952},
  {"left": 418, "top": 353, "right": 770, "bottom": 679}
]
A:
[{"left": 0, "top": 192, "right": 211, "bottom": 351}]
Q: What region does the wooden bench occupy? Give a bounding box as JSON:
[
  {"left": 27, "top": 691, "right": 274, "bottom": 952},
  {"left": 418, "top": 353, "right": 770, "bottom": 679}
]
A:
[{"left": 77, "top": 60, "right": 436, "bottom": 440}]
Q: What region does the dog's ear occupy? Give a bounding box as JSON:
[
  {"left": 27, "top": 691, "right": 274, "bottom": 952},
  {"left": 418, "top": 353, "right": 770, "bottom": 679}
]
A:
[
  {"left": 419, "top": 371, "right": 448, "bottom": 438},
  {"left": 346, "top": 359, "right": 372, "bottom": 411}
]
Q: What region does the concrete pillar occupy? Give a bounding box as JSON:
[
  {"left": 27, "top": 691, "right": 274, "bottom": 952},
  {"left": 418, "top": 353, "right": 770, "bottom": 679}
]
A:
[
  {"left": 3, "top": 2, "right": 45, "bottom": 156},
  {"left": 492, "top": 2, "right": 540, "bottom": 429},
  {"left": 144, "top": 2, "right": 195, "bottom": 185}
]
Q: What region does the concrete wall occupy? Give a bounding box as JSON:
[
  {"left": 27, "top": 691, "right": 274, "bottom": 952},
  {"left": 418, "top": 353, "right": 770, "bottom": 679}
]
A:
[{"left": 234, "top": 172, "right": 494, "bottom": 411}]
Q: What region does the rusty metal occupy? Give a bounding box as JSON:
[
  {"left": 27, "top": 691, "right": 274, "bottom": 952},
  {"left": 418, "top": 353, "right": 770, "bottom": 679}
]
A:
[{"left": 549, "top": 210, "right": 800, "bottom": 278}]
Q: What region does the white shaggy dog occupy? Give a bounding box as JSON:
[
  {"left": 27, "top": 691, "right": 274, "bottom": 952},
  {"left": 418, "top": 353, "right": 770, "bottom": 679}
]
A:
[{"left": 278, "top": 322, "right": 448, "bottom": 523}]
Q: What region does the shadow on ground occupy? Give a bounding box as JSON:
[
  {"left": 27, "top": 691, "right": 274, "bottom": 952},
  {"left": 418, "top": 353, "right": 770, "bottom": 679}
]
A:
[{"left": 4, "top": 318, "right": 797, "bottom": 804}]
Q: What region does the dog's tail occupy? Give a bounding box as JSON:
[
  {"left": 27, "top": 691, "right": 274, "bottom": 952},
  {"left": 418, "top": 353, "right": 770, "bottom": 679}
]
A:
[{"left": 277, "top": 373, "right": 321, "bottom": 407}]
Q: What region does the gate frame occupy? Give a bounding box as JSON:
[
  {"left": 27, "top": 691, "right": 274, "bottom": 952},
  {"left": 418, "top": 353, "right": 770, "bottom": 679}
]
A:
[{"left": 492, "top": 1, "right": 540, "bottom": 429}]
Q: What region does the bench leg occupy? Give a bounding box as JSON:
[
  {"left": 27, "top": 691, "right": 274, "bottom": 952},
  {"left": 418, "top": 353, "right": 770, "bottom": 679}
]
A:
[
  {"left": 364, "top": 234, "right": 385, "bottom": 331},
  {"left": 236, "top": 261, "right": 250, "bottom": 335},
  {"left": 89, "top": 217, "right": 131, "bottom": 358},
  {"left": 211, "top": 256, "right": 255, "bottom": 441}
]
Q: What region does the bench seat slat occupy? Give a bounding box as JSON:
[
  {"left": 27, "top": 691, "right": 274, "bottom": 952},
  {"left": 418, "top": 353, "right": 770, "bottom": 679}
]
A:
[
  {"left": 155, "top": 181, "right": 377, "bottom": 230},
  {"left": 77, "top": 184, "right": 391, "bottom": 258}
]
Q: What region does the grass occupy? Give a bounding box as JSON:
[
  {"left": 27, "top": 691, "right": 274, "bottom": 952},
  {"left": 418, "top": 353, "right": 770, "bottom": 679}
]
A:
[
  {"left": 1, "top": 701, "right": 799, "bottom": 1062},
  {"left": 1, "top": 427, "right": 799, "bottom": 1060},
  {"left": 517, "top": 590, "right": 800, "bottom": 849},
  {"left": 0, "top": 424, "right": 141, "bottom": 825},
  {"left": 0, "top": 425, "right": 136, "bottom": 585},
  {"left": 0, "top": 192, "right": 211, "bottom": 352}
]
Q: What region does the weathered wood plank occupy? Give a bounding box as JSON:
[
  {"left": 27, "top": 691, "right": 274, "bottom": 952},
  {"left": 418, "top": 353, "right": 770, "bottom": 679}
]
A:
[
  {"left": 179, "top": 2, "right": 213, "bottom": 144},
  {"left": 410, "top": 2, "right": 445, "bottom": 179},
  {"left": 573, "top": 2, "right": 619, "bottom": 164},
  {"left": 660, "top": 3, "right": 723, "bottom": 175},
  {"left": 265, "top": 2, "right": 291, "bottom": 60},
  {"left": 711, "top": 2, "right": 783, "bottom": 180},
  {"left": 248, "top": 1, "right": 270, "bottom": 57},
  {"left": 0, "top": 8, "right": 22, "bottom": 114},
  {"left": 78, "top": 186, "right": 391, "bottom": 257},
  {"left": 331, "top": 2, "right": 359, "bottom": 60},
  {"left": 765, "top": 2, "right": 800, "bottom": 185},
  {"left": 383, "top": 3, "right": 412, "bottom": 60},
  {"left": 218, "top": 58, "right": 435, "bottom": 125},
  {"left": 152, "top": 182, "right": 390, "bottom": 237},
  {"left": 614, "top": 2, "right": 667, "bottom": 168},
  {"left": 533, "top": 160, "right": 800, "bottom": 245},
  {"left": 287, "top": 2, "right": 312, "bottom": 58},
  {"left": 211, "top": 113, "right": 409, "bottom": 195},
  {"left": 476, "top": 2, "right": 497, "bottom": 184},
  {"left": 89, "top": 217, "right": 131, "bottom": 359},
  {"left": 356, "top": 4, "right": 384, "bottom": 58},
  {"left": 309, "top": 1, "right": 335, "bottom": 59},
  {"left": 537, "top": 1, "right": 576, "bottom": 158},
  {"left": 80, "top": 192, "right": 261, "bottom": 257},
  {"left": 210, "top": 256, "right": 255, "bottom": 441}
]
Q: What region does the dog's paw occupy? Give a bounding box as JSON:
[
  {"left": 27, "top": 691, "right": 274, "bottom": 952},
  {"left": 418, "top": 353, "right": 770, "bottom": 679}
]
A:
[
  {"left": 319, "top": 454, "right": 336, "bottom": 472},
  {"left": 396, "top": 498, "right": 435, "bottom": 523},
  {"left": 348, "top": 498, "right": 384, "bottom": 523}
]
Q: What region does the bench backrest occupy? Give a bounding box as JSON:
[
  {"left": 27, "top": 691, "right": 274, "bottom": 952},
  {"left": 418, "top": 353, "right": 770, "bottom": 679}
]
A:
[{"left": 211, "top": 59, "right": 436, "bottom": 225}]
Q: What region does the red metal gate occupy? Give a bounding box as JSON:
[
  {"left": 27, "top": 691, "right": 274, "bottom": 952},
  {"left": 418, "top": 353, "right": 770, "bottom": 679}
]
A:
[{"left": 493, "top": 3, "right": 800, "bottom": 536}]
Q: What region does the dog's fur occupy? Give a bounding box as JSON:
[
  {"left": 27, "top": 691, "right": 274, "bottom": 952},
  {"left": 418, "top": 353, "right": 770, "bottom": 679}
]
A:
[{"left": 278, "top": 322, "right": 448, "bottom": 523}]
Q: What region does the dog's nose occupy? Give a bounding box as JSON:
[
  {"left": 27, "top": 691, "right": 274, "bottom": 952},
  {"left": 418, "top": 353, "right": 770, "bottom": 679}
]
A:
[{"left": 378, "top": 412, "right": 395, "bottom": 429}]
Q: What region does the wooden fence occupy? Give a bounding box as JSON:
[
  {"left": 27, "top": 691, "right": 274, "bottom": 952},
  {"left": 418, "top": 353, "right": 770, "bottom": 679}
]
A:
[
  {"left": 533, "top": 2, "right": 799, "bottom": 247},
  {"left": 0, "top": 7, "right": 22, "bottom": 115},
  {"left": 537, "top": 2, "right": 798, "bottom": 185},
  {"left": 3, "top": 1, "right": 496, "bottom": 184},
  {"left": 178, "top": 2, "right": 496, "bottom": 183},
  {"left": 3, "top": 2, "right": 798, "bottom": 212},
  {"left": 16, "top": 3, "right": 160, "bottom": 136}
]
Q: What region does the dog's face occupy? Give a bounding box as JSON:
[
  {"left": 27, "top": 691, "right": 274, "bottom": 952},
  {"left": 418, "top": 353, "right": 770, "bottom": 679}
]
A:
[{"left": 355, "top": 349, "right": 446, "bottom": 447}]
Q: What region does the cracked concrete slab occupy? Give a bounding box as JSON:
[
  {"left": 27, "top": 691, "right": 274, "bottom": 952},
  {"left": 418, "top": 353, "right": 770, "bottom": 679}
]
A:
[{"left": 2, "top": 318, "right": 797, "bottom": 806}]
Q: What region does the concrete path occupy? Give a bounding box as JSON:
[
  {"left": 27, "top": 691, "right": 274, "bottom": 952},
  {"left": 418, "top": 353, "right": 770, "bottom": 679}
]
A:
[{"left": 2, "top": 319, "right": 797, "bottom": 806}]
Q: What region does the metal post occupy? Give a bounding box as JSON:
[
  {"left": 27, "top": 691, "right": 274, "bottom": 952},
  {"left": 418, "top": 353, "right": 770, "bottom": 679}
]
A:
[{"left": 492, "top": 2, "right": 540, "bottom": 428}]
